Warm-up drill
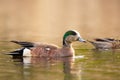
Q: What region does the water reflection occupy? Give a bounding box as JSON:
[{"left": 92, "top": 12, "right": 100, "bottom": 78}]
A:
[
  {"left": 1, "top": 45, "right": 120, "bottom": 80},
  {"left": 63, "top": 57, "right": 81, "bottom": 80},
  {"left": 81, "top": 49, "right": 120, "bottom": 80},
  {"left": 12, "top": 56, "right": 82, "bottom": 80}
]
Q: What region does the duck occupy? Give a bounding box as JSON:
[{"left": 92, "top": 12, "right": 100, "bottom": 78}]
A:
[
  {"left": 8, "top": 30, "right": 86, "bottom": 58},
  {"left": 88, "top": 38, "right": 120, "bottom": 50}
]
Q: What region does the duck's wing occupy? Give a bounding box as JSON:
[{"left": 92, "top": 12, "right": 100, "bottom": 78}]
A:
[
  {"left": 88, "top": 40, "right": 113, "bottom": 49},
  {"left": 104, "top": 38, "right": 115, "bottom": 41},
  {"left": 11, "top": 40, "right": 34, "bottom": 48},
  {"left": 95, "top": 38, "right": 115, "bottom": 42},
  {"left": 10, "top": 40, "right": 60, "bottom": 57},
  {"left": 11, "top": 40, "right": 60, "bottom": 49},
  {"left": 94, "top": 38, "right": 108, "bottom": 42}
]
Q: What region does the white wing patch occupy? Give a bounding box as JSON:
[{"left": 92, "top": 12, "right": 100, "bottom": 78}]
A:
[
  {"left": 45, "top": 47, "right": 51, "bottom": 51},
  {"left": 23, "top": 48, "right": 31, "bottom": 56}
]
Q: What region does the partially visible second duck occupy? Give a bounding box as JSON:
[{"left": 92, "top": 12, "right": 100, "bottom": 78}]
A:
[
  {"left": 88, "top": 38, "right": 120, "bottom": 50},
  {"left": 8, "top": 30, "right": 86, "bottom": 58}
]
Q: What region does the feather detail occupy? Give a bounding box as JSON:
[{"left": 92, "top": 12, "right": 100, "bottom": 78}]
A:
[{"left": 11, "top": 40, "right": 34, "bottom": 48}]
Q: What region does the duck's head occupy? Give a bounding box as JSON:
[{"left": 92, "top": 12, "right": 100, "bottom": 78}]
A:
[{"left": 63, "top": 30, "right": 86, "bottom": 47}]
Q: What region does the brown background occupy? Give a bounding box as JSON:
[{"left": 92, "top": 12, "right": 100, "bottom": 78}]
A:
[{"left": 0, "top": 0, "right": 120, "bottom": 43}]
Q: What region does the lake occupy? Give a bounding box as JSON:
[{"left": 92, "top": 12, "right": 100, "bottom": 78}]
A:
[{"left": 0, "top": 40, "right": 120, "bottom": 80}]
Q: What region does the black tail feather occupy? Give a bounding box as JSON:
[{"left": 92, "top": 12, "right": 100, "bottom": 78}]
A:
[
  {"left": 11, "top": 40, "right": 34, "bottom": 48},
  {"left": 7, "top": 48, "right": 24, "bottom": 58}
]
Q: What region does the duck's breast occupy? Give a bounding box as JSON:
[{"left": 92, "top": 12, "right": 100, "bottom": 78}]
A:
[{"left": 60, "top": 47, "right": 75, "bottom": 57}]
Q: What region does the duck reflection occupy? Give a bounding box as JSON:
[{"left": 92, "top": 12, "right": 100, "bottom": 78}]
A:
[
  {"left": 11, "top": 56, "right": 82, "bottom": 80},
  {"left": 63, "top": 57, "right": 82, "bottom": 80}
]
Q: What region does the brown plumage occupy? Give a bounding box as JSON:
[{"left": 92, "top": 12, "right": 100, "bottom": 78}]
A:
[
  {"left": 88, "top": 38, "right": 120, "bottom": 49},
  {"left": 8, "top": 30, "right": 86, "bottom": 58}
]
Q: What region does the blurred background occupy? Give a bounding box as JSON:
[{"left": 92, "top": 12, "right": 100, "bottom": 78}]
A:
[{"left": 0, "top": 0, "right": 120, "bottom": 45}]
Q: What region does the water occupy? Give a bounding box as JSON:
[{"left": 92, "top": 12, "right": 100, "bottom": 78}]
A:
[{"left": 0, "top": 41, "right": 120, "bottom": 80}]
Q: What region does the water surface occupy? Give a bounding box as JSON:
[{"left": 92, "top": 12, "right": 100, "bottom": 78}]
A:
[{"left": 0, "top": 41, "right": 120, "bottom": 80}]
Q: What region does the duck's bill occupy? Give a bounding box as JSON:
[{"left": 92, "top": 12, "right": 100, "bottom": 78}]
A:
[{"left": 78, "top": 38, "right": 86, "bottom": 43}]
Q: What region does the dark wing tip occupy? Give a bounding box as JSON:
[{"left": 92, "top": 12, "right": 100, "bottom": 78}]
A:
[
  {"left": 95, "top": 38, "right": 115, "bottom": 42},
  {"left": 94, "top": 38, "right": 105, "bottom": 42},
  {"left": 10, "top": 40, "right": 34, "bottom": 48}
]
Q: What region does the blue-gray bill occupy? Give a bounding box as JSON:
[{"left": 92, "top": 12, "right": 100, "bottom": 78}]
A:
[{"left": 78, "top": 38, "right": 86, "bottom": 43}]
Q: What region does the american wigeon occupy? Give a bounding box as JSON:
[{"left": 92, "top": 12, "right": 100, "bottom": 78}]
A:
[
  {"left": 88, "top": 38, "right": 120, "bottom": 50},
  {"left": 8, "top": 30, "right": 86, "bottom": 58}
]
